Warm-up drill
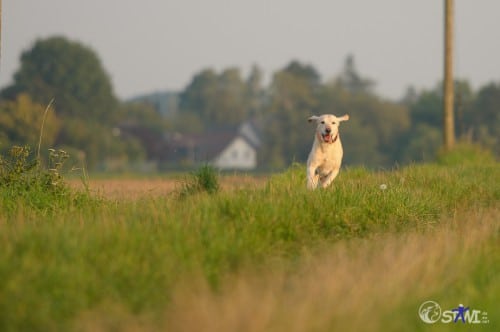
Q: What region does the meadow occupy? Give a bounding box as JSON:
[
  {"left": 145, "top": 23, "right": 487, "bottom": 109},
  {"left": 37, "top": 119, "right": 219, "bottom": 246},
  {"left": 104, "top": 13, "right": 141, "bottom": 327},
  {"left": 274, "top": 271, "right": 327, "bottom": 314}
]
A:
[{"left": 0, "top": 145, "right": 498, "bottom": 331}]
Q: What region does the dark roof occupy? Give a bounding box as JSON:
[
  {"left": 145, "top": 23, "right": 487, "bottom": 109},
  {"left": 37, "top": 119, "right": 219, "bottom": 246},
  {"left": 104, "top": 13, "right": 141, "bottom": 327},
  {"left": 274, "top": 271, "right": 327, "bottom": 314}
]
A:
[
  {"left": 167, "top": 129, "right": 242, "bottom": 162},
  {"left": 116, "top": 120, "right": 260, "bottom": 163},
  {"left": 165, "top": 121, "right": 261, "bottom": 163}
]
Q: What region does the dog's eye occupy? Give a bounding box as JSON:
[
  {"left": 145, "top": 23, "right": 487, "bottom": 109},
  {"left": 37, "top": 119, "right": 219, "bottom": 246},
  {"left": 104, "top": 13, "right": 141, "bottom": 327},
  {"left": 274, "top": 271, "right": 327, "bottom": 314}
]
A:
[
  {"left": 320, "top": 121, "right": 325, "bottom": 124},
  {"left": 332, "top": 122, "right": 336, "bottom": 125}
]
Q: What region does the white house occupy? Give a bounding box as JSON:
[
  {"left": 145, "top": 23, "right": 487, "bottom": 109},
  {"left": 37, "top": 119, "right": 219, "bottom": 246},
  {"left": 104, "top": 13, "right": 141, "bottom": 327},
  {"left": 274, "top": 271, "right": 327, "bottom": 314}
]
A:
[
  {"left": 212, "top": 136, "right": 257, "bottom": 170},
  {"left": 166, "top": 121, "right": 261, "bottom": 170}
]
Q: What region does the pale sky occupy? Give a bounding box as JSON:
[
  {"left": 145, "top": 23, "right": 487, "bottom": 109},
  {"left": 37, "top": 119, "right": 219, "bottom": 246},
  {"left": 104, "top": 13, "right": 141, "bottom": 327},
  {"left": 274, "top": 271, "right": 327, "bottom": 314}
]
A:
[{"left": 1, "top": 1, "right": 499, "bottom": 100}]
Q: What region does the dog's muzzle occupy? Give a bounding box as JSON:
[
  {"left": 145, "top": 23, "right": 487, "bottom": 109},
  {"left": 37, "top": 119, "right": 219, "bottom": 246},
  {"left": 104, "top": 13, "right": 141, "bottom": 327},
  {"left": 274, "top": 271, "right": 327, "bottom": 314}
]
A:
[
  {"left": 322, "top": 133, "right": 331, "bottom": 142},
  {"left": 321, "top": 132, "right": 338, "bottom": 144}
]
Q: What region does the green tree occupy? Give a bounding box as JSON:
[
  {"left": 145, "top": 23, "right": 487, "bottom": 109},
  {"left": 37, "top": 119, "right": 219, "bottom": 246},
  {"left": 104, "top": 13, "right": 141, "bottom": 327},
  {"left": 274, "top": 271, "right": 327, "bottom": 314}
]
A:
[
  {"left": 398, "top": 84, "right": 443, "bottom": 162},
  {"left": 282, "top": 60, "right": 321, "bottom": 88},
  {"left": 340, "top": 116, "right": 382, "bottom": 165},
  {"left": 401, "top": 124, "right": 442, "bottom": 162},
  {"left": 116, "top": 102, "right": 171, "bottom": 160},
  {"left": 2, "top": 36, "right": 118, "bottom": 122},
  {"left": 56, "top": 118, "right": 145, "bottom": 170},
  {"left": 261, "top": 61, "right": 321, "bottom": 168},
  {"left": 408, "top": 89, "right": 442, "bottom": 127},
  {"left": 451, "top": 80, "right": 474, "bottom": 137},
  {"left": 468, "top": 82, "right": 500, "bottom": 154},
  {"left": 405, "top": 80, "right": 474, "bottom": 134},
  {"left": 336, "top": 55, "right": 375, "bottom": 95},
  {"left": 179, "top": 67, "right": 250, "bottom": 129},
  {"left": 0, "top": 36, "right": 148, "bottom": 170},
  {"left": 217, "top": 68, "right": 249, "bottom": 125},
  {"left": 245, "top": 64, "right": 265, "bottom": 117},
  {"left": 401, "top": 80, "right": 478, "bottom": 162},
  {"left": 0, "top": 94, "right": 60, "bottom": 150},
  {"left": 319, "top": 81, "right": 410, "bottom": 166},
  {"left": 118, "top": 102, "right": 170, "bottom": 133}
]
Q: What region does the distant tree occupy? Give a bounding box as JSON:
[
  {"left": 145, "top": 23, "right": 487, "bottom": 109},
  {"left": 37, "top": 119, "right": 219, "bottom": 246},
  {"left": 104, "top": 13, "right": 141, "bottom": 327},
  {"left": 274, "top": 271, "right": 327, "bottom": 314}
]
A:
[
  {"left": 402, "top": 124, "right": 442, "bottom": 162},
  {"left": 56, "top": 117, "right": 145, "bottom": 169},
  {"left": 261, "top": 61, "right": 321, "bottom": 168},
  {"left": 0, "top": 36, "right": 151, "bottom": 170},
  {"left": 340, "top": 116, "right": 383, "bottom": 166},
  {"left": 409, "top": 89, "right": 442, "bottom": 128},
  {"left": 179, "top": 67, "right": 249, "bottom": 129},
  {"left": 115, "top": 102, "right": 172, "bottom": 160},
  {"left": 0, "top": 94, "right": 60, "bottom": 150},
  {"left": 406, "top": 80, "right": 474, "bottom": 134},
  {"left": 283, "top": 60, "right": 321, "bottom": 87},
  {"left": 1, "top": 36, "right": 118, "bottom": 122},
  {"left": 246, "top": 64, "right": 265, "bottom": 117},
  {"left": 319, "top": 81, "right": 410, "bottom": 166},
  {"left": 259, "top": 58, "right": 414, "bottom": 168},
  {"left": 468, "top": 82, "right": 500, "bottom": 154},
  {"left": 336, "top": 55, "right": 375, "bottom": 95},
  {"left": 217, "top": 68, "right": 249, "bottom": 124},
  {"left": 399, "top": 84, "right": 442, "bottom": 162},
  {"left": 473, "top": 83, "right": 500, "bottom": 122},
  {"left": 400, "top": 80, "right": 478, "bottom": 162},
  {"left": 453, "top": 80, "right": 475, "bottom": 137},
  {"left": 178, "top": 68, "right": 217, "bottom": 123},
  {"left": 401, "top": 86, "right": 419, "bottom": 105},
  {"left": 118, "top": 102, "right": 170, "bottom": 133}
]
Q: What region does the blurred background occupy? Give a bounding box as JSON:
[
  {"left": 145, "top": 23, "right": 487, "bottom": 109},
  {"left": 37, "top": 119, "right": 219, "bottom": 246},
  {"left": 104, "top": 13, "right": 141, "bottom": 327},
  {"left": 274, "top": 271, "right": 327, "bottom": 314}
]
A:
[{"left": 0, "top": 0, "right": 498, "bottom": 172}]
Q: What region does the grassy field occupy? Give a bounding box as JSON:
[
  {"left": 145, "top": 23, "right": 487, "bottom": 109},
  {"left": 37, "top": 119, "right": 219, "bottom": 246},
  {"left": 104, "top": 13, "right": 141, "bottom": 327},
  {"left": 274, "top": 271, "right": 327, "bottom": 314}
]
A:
[{"left": 0, "top": 146, "right": 498, "bottom": 331}]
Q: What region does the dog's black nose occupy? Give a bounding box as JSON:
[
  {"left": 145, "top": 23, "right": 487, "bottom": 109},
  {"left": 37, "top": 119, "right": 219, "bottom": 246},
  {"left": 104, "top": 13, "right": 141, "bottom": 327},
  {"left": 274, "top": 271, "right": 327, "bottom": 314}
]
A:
[{"left": 325, "top": 128, "right": 331, "bottom": 134}]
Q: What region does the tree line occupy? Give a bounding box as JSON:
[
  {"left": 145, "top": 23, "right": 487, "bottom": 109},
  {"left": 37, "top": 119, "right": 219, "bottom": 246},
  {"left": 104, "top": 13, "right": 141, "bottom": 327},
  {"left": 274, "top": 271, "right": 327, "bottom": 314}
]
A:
[{"left": 0, "top": 36, "right": 498, "bottom": 171}]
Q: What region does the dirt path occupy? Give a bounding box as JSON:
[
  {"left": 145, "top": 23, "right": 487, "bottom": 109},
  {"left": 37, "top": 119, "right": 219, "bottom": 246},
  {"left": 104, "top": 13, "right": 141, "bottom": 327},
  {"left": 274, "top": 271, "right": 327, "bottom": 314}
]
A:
[{"left": 69, "top": 175, "right": 268, "bottom": 200}]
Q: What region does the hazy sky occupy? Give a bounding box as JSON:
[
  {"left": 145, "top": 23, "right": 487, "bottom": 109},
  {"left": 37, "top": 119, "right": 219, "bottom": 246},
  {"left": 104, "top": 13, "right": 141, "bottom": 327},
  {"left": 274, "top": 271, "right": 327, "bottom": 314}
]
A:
[{"left": 1, "top": 1, "right": 499, "bottom": 100}]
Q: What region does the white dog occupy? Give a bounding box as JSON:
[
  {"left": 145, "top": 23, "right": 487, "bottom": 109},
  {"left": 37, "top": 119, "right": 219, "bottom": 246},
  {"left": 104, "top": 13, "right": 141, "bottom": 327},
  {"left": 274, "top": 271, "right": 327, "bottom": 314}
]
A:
[{"left": 307, "top": 114, "right": 349, "bottom": 190}]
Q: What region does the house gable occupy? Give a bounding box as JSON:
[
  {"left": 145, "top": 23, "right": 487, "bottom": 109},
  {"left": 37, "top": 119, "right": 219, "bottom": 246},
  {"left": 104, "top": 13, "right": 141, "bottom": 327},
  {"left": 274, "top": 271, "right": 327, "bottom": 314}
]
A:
[{"left": 212, "top": 137, "right": 256, "bottom": 170}]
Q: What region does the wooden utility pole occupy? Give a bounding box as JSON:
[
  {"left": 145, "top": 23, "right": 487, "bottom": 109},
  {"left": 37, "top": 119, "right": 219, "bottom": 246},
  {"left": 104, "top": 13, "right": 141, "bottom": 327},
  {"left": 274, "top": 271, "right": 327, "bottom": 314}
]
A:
[
  {"left": 443, "top": 0, "right": 455, "bottom": 150},
  {"left": 0, "top": 0, "right": 2, "bottom": 71}
]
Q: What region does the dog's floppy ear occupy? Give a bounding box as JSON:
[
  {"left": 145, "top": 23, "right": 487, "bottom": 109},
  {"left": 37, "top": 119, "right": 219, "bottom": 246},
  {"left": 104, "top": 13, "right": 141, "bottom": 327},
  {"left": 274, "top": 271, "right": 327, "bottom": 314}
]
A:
[
  {"left": 338, "top": 114, "right": 349, "bottom": 122},
  {"left": 308, "top": 115, "right": 320, "bottom": 123}
]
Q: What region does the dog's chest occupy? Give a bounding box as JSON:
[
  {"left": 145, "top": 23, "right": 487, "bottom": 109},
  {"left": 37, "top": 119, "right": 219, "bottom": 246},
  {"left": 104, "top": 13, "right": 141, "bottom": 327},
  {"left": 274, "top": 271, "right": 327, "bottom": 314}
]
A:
[
  {"left": 316, "top": 156, "right": 336, "bottom": 174},
  {"left": 314, "top": 150, "right": 339, "bottom": 173},
  {"left": 308, "top": 140, "right": 343, "bottom": 172}
]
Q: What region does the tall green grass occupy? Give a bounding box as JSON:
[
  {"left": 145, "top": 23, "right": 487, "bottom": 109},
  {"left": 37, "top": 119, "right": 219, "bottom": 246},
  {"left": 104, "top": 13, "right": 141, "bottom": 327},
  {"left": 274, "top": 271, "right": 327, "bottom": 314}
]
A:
[
  {"left": 0, "top": 147, "right": 498, "bottom": 331},
  {"left": 178, "top": 163, "right": 220, "bottom": 197},
  {"left": 0, "top": 146, "right": 93, "bottom": 216}
]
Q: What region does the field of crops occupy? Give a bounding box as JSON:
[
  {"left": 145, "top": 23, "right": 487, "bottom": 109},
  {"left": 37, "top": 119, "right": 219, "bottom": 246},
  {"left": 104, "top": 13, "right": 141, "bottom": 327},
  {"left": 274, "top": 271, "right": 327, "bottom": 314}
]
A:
[{"left": 0, "top": 146, "right": 498, "bottom": 331}]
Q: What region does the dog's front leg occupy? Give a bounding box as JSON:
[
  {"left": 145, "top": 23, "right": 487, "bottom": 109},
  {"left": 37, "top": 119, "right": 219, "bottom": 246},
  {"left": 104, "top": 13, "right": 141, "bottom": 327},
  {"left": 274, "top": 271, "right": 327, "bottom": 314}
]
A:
[
  {"left": 320, "top": 168, "right": 340, "bottom": 188},
  {"left": 307, "top": 165, "right": 319, "bottom": 190}
]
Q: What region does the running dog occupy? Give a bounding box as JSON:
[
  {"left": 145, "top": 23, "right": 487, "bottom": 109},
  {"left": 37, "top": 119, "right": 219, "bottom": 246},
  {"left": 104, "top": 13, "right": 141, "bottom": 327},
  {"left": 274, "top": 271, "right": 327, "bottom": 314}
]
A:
[{"left": 306, "top": 114, "right": 349, "bottom": 190}]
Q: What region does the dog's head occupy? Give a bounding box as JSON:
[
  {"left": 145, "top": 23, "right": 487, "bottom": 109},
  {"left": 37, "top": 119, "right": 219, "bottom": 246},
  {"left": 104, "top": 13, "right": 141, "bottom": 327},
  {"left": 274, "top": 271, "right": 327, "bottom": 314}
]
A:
[{"left": 308, "top": 114, "right": 349, "bottom": 144}]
